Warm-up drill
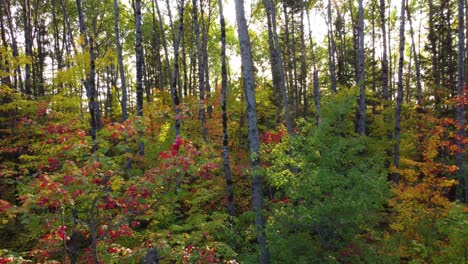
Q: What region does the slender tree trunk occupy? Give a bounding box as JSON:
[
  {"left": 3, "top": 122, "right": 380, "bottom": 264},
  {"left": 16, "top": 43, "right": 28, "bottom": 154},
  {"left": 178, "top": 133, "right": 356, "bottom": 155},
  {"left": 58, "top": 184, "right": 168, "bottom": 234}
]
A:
[
  {"left": 234, "top": 0, "right": 270, "bottom": 262},
  {"left": 151, "top": 0, "right": 163, "bottom": 91},
  {"left": 371, "top": 1, "right": 376, "bottom": 93},
  {"left": 76, "top": 0, "right": 102, "bottom": 152},
  {"left": 394, "top": 0, "right": 406, "bottom": 183},
  {"left": 406, "top": 0, "right": 422, "bottom": 105},
  {"left": 61, "top": 0, "right": 77, "bottom": 54},
  {"left": 326, "top": 0, "right": 338, "bottom": 93},
  {"left": 379, "top": 0, "right": 389, "bottom": 100},
  {"left": 193, "top": 0, "right": 208, "bottom": 141},
  {"left": 169, "top": 0, "right": 185, "bottom": 137},
  {"left": 51, "top": 0, "right": 63, "bottom": 73},
  {"left": 22, "top": 0, "right": 32, "bottom": 96},
  {"left": 218, "top": 0, "right": 234, "bottom": 216},
  {"left": 263, "top": 0, "right": 293, "bottom": 134},
  {"left": 306, "top": 10, "right": 321, "bottom": 125},
  {"left": 0, "top": 4, "right": 11, "bottom": 88},
  {"left": 135, "top": 0, "right": 143, "bottom": 117},
  {"left": 202, "top": 1, "right": 213, "bottom": 117},
  {"left": 283, "top": 1, "right": 294, "bottom": 116},
  {"left": 154, "top": 0, "right": 173, "bottom": 90},
  {"left": 113, "top": 0, "right": 128, "bottom": 121},
  {"left": 456, "top": 0, "right": 466, "bottom": 202},
  {"left": 5, "top": 0, "right": 23, "bottom": 92},
  {"left": 300, "top": 8, "right": 307, "bottom": 116},
  {"left": 313, "top": 69, "right": 321, "bottom": 125},
  {"left": 356, "top": 0, "right": 366, "bottom": 135}
]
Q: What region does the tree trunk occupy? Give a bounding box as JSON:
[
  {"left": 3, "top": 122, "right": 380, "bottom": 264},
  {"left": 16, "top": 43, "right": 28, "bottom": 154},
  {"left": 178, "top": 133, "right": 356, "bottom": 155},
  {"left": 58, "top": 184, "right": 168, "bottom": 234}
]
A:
[
  {"left": 456, "top": 0, "right": 466, "bottom": 202},
  {"left": 21, "top": 0, "right": 33, "bottom": 96},
  {"left": 263, "top": 0, "right": 293, "bottom": 134},
  {"left": 150, "top": 0, "right": 163, "bottom": 91},
  {"left": 154, "top": 0, "right": 173, "bottom": 90},
  {"left": 234, "top": 0, "right": 270, "bottom": 262},
  {"left": 406, "top": 0, "right": 422, "bottom": 105},
  {"left": 193, "top": 0, "right": 208, "bottom": 141},
  {"left": 394, "top": 0, "right": 406, "bottom": 183},
  {"left": 379, "top": 0, "right": 389, "bottom": 100},
  {"left": 218, "top": 0, "right": 234, "bottom": 216},
  {"left": 169, "top": 0, "right": 185, "bottom": 137},
  {"left": 113, "top": 0, "right": 128, "bottom": 121},
  {"left": 300, "top": 7, "right": 307, "bottom": 116},
  {"left": 135, "top": 0, "right": 143, "bottom": 117},
  {"left": 5, "top": 0, "right": 24, "bottom": 93},
  {"left": 326, "top": 0, "right": 338, "bottom": 93},
  {"left": 356, "top": 0, "right": 366, "bottom": 135},
  {"left": 306, "top": 10, "right": 321, "bottom": 125},
  {"left": 76, "top": 0, "right": 102, "bottom": 152}
]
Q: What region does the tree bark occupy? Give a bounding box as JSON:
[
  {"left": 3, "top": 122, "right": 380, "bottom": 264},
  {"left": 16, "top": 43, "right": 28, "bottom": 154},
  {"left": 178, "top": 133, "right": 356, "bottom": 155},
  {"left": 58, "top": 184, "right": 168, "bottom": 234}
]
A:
[
  {"left": 21, "top": 0, "right": 33, "bottom": 96},
  {"left": 406, "top": 0, "right": 422, "bottom": 105},
  {"left": 263, "top": 0, "right": 293, "bottom": 134},
  {"left": 218, "top": 0, "right": 234, "bottom": 216},
  {"left": 394, "top": 0, "right": 406, "bottom": 183},
  {"left": 379, "top": 0, "right": 389, "bottom": 100},
  {"left": 76, "top": 0, "right": 102, "bottom": 152},
  {"left": 234, "top": 0, "right": 270, "bottom": 262},
  {"left": 113, "top": 0, "right": 128, "bottom": 121},
  {"left": 456, "top": 0, "right": 466, "bottom": 202},
  {"left": 5, "top": 0, "right": 24, "bottom": 92},
  {"left": 326, "top": 0, "right": 338, "bottom": 93},
  {"left": 135, "top": 0, "right": 143, "bottom": 117},
  {"left": 193, "top": 0, "right": 208, "bottom": 141},
  {"left": 169, "top": 0, "right": 185, "bottom": 137},
  {"left": 356, "top": 0, "right": 366, "bottom": 135}
]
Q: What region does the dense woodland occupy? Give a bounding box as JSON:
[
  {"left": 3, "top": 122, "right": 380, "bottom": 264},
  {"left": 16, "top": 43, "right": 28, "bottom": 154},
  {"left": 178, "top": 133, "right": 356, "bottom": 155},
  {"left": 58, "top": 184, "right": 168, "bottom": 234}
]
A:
[{"left": 0, "top": 0, "right": 466, "bottom": 262}]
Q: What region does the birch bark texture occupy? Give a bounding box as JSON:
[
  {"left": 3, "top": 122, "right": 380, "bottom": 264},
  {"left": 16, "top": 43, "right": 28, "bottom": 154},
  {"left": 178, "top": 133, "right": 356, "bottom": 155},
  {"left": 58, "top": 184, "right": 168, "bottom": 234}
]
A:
[{"left": 233, "top": 0, "right": 270, "bottom": 262}]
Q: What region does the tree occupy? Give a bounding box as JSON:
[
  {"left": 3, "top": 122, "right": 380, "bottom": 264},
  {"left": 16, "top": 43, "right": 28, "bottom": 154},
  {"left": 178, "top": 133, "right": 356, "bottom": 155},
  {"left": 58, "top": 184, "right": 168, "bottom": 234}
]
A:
[
  {"left": 193, "top": 0, "right": 208, "bottom": 141},
  {"left": 356, "top": 0, "right": 366, "bottom": 135},
  {"left": 135, "top": 0, "right": 143, "bottom": 117},
  {"left": 76, "top": 0, "right": 102, "bottom": 153},
  {"left": 393, "top": 0, "right": 406, "bottom": 183},
  {"left": 218, "top": 0, "right": 234, "bottom": 217},
  {"left": 456, "top": 0, "right": 466, "bottom": 202},
  {"left": 113, "top": 0, "right": 128, "bottom": 121},
  {"left": 234, "top": 0, "right": 270, "bottom": 262},
  {"left": 263, "top": 0, "right": 293, "bottom": 134}
]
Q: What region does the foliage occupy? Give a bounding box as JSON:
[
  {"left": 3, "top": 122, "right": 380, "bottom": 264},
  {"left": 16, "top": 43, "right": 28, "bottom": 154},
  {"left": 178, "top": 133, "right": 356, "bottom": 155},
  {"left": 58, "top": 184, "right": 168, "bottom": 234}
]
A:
[{"left": 264, "top": 89, "right": 389, "bottom": 263}]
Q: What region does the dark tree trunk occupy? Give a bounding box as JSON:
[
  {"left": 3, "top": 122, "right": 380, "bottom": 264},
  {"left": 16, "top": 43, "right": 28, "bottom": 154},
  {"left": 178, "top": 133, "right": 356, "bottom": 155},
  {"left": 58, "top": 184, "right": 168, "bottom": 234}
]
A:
[
  {"left": 263, "top": 0, "right": 293, "bottom": 134},
  {"left": 326, "top": 0, "right": 338, "bottom": 93},
  {"left": 193, "top": 0, "right": 208, "bottom": 141},
  {"left": 154, "top": 0, "right": 173, "bottom": 90},
  {"left": 379, "top": 0, "right": 389, "bottom": 100},
  {"left": 76, "top": 0, "right": 102, "bottom": 152},
  {"left": 151, "top": 0, "right": 163, "bottom": 91},
  {"left": 142, "top": 248, "right": 159, "bottom": 264},
  {"left": 113, "top": 0, "right": 128, "bottom": 121},
  {"left": 169, "top": 0, "right": 185, "bottom": 137},
  {"left": 456, "top": 0, "right": 466, "bottom": 202},
  {"left": 5, "top": 0, "right": 23, "bottom": 92},
  {"left": 218, "top": 0, "right": 234, "bottom": 216},
  {"left": 135, "top": 0, "right": 143, "bottom": 117},
  {"left": 22, "top": 0, "right": 33, "bottom": 96},
  {"left": 283, "top": 1, "right": 294, "bottom": 118},
  {"left": 356, "top": 0, "right": 366, "bottom": 135},
  {"left": 306, "top": 10, "right": 321, "bottom": 125},
  {"left": 234, "top": 0, "right": 270, "bottom": 262},
  {"left": 406, "top": 0, "right": 422, "bottom": 105},
  {"left": 300, "top": 7, "right": 307, "bottom": 116},
  {"left": 394, "top": 0, "right": 406, "bottom": 183}
]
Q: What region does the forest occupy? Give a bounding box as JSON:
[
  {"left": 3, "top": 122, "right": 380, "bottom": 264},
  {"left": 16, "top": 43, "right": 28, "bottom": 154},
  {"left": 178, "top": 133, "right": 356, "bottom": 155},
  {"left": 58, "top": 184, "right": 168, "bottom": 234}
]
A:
[{"left": 0, "top": 0, "right": 466, "bottom": 262}]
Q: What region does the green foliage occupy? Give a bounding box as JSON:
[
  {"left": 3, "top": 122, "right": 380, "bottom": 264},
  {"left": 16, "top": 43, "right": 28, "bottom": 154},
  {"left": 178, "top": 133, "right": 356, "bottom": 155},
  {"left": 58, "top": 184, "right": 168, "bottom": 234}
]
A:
[{"left": 264, "top": 89, "right": 389, "bottom": 263}]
